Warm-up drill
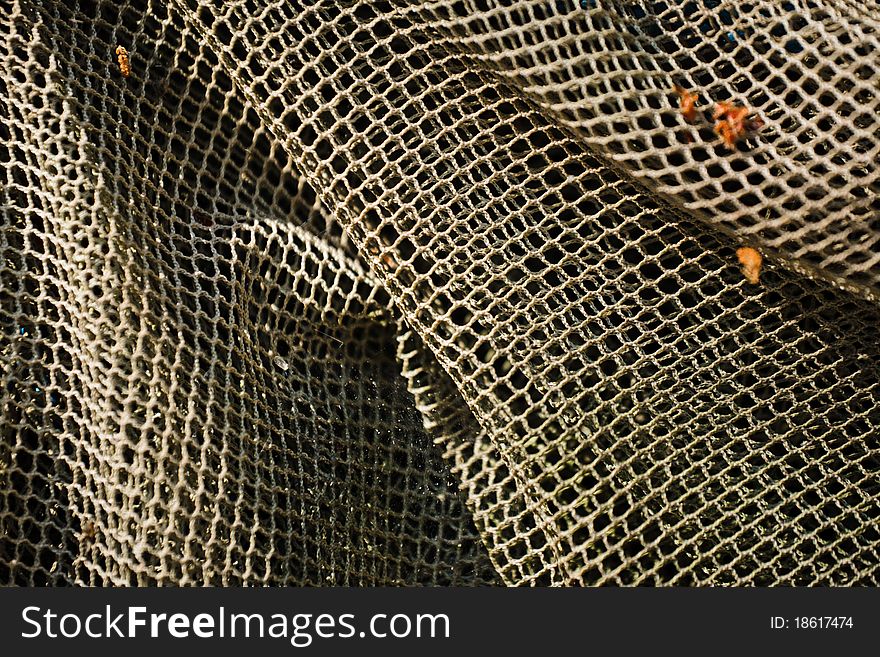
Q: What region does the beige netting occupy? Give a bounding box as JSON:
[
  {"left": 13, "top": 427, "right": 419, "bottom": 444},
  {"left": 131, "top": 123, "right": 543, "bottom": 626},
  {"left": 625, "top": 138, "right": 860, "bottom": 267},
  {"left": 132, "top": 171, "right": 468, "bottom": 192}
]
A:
[{"left": 2, "top": 0, "right": 878, "bottom": 586}]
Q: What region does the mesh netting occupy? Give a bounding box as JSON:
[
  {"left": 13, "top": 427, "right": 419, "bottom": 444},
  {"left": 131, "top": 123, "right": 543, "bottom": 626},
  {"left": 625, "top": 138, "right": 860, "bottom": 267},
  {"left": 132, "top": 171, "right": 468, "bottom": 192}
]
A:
[{"left": 2, "top": 0, "right": 878, "bottom": 586}]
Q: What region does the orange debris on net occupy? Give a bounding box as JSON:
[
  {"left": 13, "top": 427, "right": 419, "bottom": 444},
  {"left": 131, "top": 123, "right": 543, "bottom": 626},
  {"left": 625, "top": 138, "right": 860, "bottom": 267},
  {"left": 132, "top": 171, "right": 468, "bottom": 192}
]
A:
[
  {"left": 116, "top": 45, "right": 130, "bottom": 77},
  {"left": 674, "top": 85, "right": 700, "bottom": 123},
  {"left": 713, "top": 101, "right": 764, "bottom": 149},
  {"left": 736, "top": 247, "right": 763, "bottom": 285}
]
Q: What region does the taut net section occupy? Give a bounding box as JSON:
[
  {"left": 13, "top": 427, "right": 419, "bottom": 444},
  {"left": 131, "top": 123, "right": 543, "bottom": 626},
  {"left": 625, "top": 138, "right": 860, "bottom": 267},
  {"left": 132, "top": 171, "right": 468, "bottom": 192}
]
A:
[{"left": 1, "top": 0, "right": 878, "bottom": 586}]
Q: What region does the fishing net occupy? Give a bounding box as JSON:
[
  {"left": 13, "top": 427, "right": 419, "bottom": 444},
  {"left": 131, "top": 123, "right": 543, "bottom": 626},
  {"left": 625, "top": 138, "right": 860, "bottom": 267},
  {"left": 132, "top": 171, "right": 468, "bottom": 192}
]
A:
[{"left": 2, "top": 0, "right": 879, "bottom": 586}]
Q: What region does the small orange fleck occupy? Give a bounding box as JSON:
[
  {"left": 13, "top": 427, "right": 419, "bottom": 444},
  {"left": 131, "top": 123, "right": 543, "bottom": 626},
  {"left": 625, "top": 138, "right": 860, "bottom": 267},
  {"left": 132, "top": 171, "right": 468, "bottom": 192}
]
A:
[
  {"left": 116, "top": 45, "right": 130, "bottom": 77},
  {"left": 714, "top": 120, "right": 738, "bottom": 148},
  {"left": 713, "top": 101, "right": 762, "bottom": 149},
  {"left": 713, "top": 101, "right": 747, "bottom": 122},
  {"left": 736, "top": 247, "right": 762, "bottom": 285},
  {"left": 674, "top": 85, "right": 700, "bottom": 123}
]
